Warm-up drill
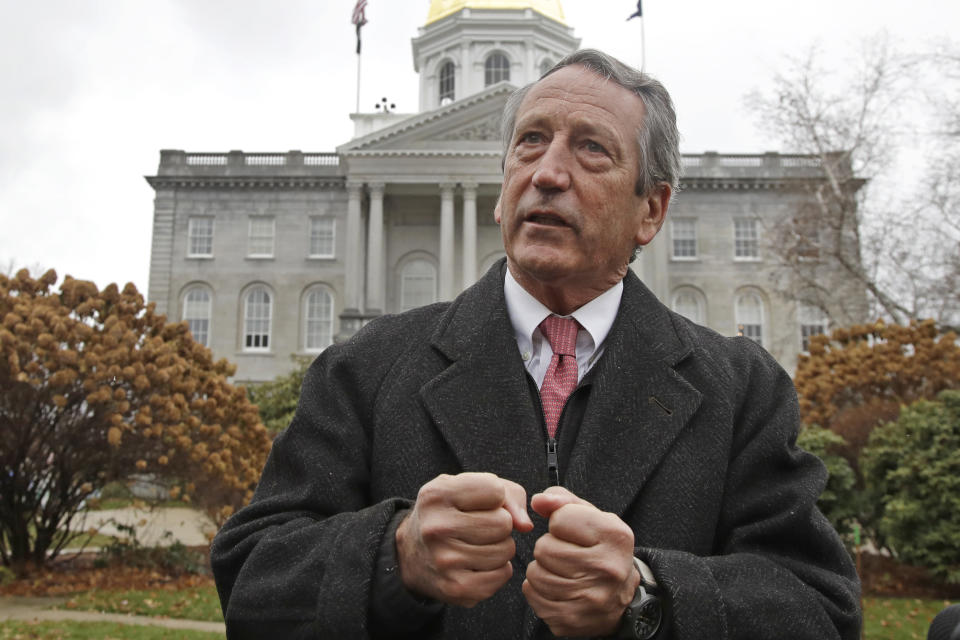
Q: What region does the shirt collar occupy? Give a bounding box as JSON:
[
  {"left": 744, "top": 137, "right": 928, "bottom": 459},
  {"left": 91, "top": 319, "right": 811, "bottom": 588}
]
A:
[{"left": 504, "top": 268, "right": 623, "bottom": 353}]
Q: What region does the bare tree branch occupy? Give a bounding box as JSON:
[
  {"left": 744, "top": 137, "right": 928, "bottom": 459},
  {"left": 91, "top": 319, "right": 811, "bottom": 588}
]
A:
[{"left": 748, "top": 36, "right": 960, "bottom": 334}]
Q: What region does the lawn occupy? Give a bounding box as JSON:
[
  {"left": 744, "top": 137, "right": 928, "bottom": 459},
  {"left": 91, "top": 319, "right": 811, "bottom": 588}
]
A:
[
  {"left": 36, "top": 588, "right": 960, "bottom": 639},
  {"left": 2, "top": 578, "right": 953, "bottom": 639},
  {"left": 0, "top": 620, "right": 222, "bottom": 639},
  {"left": 863, "top": 597, "right": 955, "bottom": 639},
  {"left": 58, "top": 585, "right": 223, "bottom": 622}
]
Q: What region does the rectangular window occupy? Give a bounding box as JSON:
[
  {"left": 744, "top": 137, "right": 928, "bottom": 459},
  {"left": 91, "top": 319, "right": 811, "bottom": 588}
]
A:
[
  {"left": 309, "top": 217, "right": 336, "bottom": 258},
  {"left": 739, "top": 323, "right": 763, "bottom": 345},
  {"left": 671, "top": 219, "right": 697, "bottom": 259},
  {"left": 800, "top": 323, "right": 825, "bottom": 352},
  {"left": 797, "top": 225, "right": 821, "bottom": 260},
  {"left": 187, "top": 218, "right": 214, "bottom": 257},
  {"left": 248, "top": 217, "right": 275, "bottom": 258},
  {"left": 799, "top": 303, "right": 828, "bottom": 352},
  {"left": 791, "top": 215, "right": 822, "bottom": 261},
  {"left": 734, "top": 218, "right": 759, "bottom": 260}
]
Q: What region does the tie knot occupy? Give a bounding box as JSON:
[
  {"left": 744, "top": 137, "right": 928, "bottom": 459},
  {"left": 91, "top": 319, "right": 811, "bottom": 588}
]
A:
[{"left": 539, "top": 315, "right": 579, "bottom": 358}]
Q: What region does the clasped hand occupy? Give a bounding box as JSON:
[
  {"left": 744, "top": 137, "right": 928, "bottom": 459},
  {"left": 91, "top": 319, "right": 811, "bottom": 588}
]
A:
[{"left": 396, "top": 472, "right": 639, "bottom": 637}]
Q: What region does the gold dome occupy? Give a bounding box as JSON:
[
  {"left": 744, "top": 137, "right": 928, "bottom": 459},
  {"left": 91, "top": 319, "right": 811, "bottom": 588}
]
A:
[{"left": 425, "top": 0, "right": 566, "bottom": 25}]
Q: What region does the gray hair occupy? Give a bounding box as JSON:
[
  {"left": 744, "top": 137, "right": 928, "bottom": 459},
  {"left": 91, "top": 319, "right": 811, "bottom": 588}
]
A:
[{"left": 499, "top": 49, "right": 682, "bottom": 196}]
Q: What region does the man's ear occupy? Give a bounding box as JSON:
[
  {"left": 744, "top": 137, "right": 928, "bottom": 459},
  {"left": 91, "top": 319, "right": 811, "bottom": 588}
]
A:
[
  {"left": 635, "top": 183, "right": 671, "bottom": 246},
  {"left": 494, "top": 196, "right": 502, "bottom": 224}
]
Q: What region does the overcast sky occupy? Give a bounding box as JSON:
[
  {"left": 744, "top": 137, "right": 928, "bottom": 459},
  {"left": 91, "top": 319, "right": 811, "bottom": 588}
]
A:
[{"left": 1, "top": 0, "right": 955, "bottom": 294}]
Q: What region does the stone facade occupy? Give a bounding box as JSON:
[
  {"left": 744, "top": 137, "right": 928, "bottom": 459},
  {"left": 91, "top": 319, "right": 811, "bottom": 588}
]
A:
[{"left": 145, "top": 2, "right": 867, "bottom": 383}]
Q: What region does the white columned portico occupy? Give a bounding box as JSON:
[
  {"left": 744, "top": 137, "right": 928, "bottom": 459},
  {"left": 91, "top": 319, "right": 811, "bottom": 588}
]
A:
[
  {"left": 365, "top": 182, "right": 385, "bottom": 313},
  {"left": 461, "top": 182, "right": 478, "bottom": 289},
  {"left": 439, "top": 182, "right": 456, "bottom": 299},
  {"left": 344, "top": 181, "right": 365, "bottom": 312}
]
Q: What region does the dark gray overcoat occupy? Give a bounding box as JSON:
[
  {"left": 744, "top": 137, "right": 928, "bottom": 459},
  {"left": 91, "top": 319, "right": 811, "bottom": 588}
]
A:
[{"left": 211, "top": 260, "right": 861, "bottom": 639}]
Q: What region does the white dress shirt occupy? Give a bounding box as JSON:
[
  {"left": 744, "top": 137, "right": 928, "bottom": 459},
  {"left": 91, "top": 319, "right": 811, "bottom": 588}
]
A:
[{"left": 503, "top": 269, "right": 623, "bottom": 389}]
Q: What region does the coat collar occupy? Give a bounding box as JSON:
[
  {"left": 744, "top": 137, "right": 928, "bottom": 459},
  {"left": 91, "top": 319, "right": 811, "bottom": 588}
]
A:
[{"left": 420, "top": 260, "right": 703, "bottom": 514}]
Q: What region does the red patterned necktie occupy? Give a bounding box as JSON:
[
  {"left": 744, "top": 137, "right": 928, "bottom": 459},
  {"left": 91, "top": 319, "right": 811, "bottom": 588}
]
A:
[{"left": 538, "top": 315, "right": 580, "bottom": 438}]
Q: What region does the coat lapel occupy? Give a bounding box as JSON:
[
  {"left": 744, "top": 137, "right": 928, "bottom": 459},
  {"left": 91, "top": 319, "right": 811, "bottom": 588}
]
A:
[
  {"left": 563, "top": 273, "right": 703, "bottom": 517},
  {"left": 419, "top": 262, "right": 547, "bottom": 492}
]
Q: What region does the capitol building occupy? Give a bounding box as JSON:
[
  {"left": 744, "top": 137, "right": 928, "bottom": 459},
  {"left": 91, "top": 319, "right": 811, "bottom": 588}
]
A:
[{"left": 146, "top": 0, "right": 866, "bottom": 383}]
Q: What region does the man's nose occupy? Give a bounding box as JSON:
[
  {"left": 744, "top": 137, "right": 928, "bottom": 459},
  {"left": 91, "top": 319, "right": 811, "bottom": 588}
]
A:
[{"left": 531, "top": 141, "right": 571, "bottom": 192}]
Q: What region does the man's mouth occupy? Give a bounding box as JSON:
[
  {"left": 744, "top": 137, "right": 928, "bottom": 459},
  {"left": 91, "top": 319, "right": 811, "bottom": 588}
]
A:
[{"left": 526, "top": 212, "right": 569, "bottom": 227}]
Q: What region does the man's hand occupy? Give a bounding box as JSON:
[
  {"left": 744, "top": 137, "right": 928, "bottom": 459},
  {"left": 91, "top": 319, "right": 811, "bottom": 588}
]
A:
[
  {"left": 396, "top": 472, "right": 534, "bottom": 607},
  {"left": 523, "top": 486, "right": 640, "bottom": 637}
]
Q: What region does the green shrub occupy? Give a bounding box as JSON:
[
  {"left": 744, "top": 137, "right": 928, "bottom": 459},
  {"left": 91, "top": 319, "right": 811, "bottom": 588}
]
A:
[
  {"left": 95, "top": 521, "right": 207, "bottom": 575},
  {"left": 797, "top": 426, "right": 860, "bottom": 545},
  {"left": 247, "top": 356, "right": 312, "bottom": 435},
  {"left": 861, "top": 390, "right": 960, "bottom": 583}
]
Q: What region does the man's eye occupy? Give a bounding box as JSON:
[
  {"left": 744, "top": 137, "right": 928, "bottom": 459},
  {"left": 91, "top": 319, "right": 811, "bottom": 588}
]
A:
[
  {"left": 519, "top": 132, "right": 543, "bottom": 144},
  {"left": 584, "top": 140, "right": 607, "bottom": 154}
]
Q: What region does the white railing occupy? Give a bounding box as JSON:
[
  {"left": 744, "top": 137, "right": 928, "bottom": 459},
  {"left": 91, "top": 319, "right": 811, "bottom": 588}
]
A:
[
  {"left": 719, "top": 156, "right": 763, "bottom": 167},
  {"left": 245, "top": 154, "right": 287, "bottom": 166},
  {"left": 781, "top": 156, "right": 822, "bottom": 168},
  {"left": 186, "top": 154, "right": 228, "bottom": 166},
  {"left": 303, "top": 153, "right": 340, "bottom": 166}
]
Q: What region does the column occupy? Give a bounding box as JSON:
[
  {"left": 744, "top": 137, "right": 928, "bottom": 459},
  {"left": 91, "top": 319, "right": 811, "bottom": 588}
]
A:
[
  {"left": 640, "top": 232, "right": 670, "bottom": 303},
  {"left": 461, "top": 182, "right": 478, "bottom": 289},
  {"left": 439, "top": 183, "right": 456, "bottom": 300},
  {"left": 365, "top": 182, "right": 385, "bottom": 313},
  {"left": 343, "top": 181, "right": 364, "bottom": 313},
  {"left": 525, "top": 42, "right": 535, "bottom": 83},
  {"left": 460, "top": 42, "right": 470, "bottom": 97}
]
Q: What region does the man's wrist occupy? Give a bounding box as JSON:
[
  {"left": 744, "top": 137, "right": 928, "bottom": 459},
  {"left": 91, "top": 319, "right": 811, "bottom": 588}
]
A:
[
  {"left": 369, "top": 509, "right": 443, "bottom": 632},
  {"left": 616, "top": 557, "right": 663, "bottom": 639}
]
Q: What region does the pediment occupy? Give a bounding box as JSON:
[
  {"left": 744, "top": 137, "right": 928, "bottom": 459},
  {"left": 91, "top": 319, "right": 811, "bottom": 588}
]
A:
[{"left": 338, "top": 82, "right": 516, "bottom": 156}]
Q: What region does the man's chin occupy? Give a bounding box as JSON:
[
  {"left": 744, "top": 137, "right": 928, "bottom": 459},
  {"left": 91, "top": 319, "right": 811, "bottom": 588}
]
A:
[{"left": 509, "top": 252, "right": 578, "bottom": 284}]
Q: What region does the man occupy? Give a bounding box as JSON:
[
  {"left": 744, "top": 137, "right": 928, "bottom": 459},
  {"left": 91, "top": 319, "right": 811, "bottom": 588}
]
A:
[{"left": 211, "top": 49, "right": 861, "bottom": 639}]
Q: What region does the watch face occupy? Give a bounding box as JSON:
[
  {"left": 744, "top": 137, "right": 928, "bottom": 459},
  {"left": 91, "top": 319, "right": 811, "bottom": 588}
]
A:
[{"left": 630, "top": 599, "right": 662, "bottom": 638}]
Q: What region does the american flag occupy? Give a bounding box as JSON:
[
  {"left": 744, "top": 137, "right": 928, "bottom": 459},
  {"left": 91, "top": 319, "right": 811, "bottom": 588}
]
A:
[
  {"left": 351, "top": 0, "right": 368, "bottom": 27},
  {"left": 351, "top": 0, "right": 368, "bottom": 54}
]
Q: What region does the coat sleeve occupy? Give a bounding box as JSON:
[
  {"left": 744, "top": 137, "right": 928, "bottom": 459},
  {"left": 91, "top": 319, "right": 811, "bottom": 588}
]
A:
[
  {"left": 637, "top": 338, "right": 862, "bottom": 640},
  {"left": 210, "top": 340, "right": 431, "bottom": 639}
]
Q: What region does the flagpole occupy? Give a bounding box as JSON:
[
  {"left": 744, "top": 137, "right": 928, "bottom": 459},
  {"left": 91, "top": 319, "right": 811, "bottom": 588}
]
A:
[
  {"left": 351, "top": 0, "right": 368, "bottom": 114},
  {"left": 640, "top": 16, "right": 646, "bottom": 72},
  {"left": 627, "top": 2, "right": 645, "bottom": 72},
  {"left": 356, "top": 50, "right": 362, "bottom": 113}
]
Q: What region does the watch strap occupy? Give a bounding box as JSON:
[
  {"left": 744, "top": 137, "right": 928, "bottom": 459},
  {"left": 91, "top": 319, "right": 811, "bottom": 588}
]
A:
[{"left": 633, "top": 556, "right": 657, "bottom": 588}]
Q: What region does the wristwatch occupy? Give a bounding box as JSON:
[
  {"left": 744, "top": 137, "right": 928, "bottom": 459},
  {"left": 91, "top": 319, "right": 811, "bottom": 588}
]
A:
[{"left": 617, "top": 557, "right": 662, "bottom": 639}]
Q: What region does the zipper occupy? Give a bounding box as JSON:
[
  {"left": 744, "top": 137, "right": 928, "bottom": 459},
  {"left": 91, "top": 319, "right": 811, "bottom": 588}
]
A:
[
  {"left": 529, "top": 371, "right": 563, "bottom": 487},
  {"left": 546, "top": 437, "right": 559, "bottom": 486}
]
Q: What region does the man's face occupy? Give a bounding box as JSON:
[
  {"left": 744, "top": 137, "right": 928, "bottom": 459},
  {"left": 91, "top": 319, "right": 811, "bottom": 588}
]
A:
[{"left": 495, "top": 65, "right": 667, "bottom": 298}]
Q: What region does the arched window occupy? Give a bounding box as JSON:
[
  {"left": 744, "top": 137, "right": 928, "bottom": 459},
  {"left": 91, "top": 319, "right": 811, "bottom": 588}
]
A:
[
  {"left": 438, "top": 61, "right": 455, "bottom": 104},
  {"left": 400, "top": 259, "right": 437, "bottom": 312},
  {"left": 182, "top": 286, "right": 211, "bottom": 347},
  {"left": 480, "top": 251, "right": 506, "bottom": 277},
  {"left": 243, "top": 286, "right": 272, "bottom": 351},
  {"left": 304, "top": 287, "right": 334, "bottom": 352},
  {"left": 484, "top": 53, "right": 510, "bottom": 86},
  {"left": 798, "top": 302, "right": 828, "bottom": 352},
  {"left": 539, "top": 58, "right": 554, "bottom": 77},
  {"left": 671, "top": 289, "right": 703, "bottom": 324},
  {"left": 735, "top": 292, "right": 765, "bottom": 346}
]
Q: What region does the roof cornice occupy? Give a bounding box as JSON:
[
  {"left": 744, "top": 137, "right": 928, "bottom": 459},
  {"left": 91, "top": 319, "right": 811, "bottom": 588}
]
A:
[{"left": 145, "top": 175, "right": 346, "bottom": 190}]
